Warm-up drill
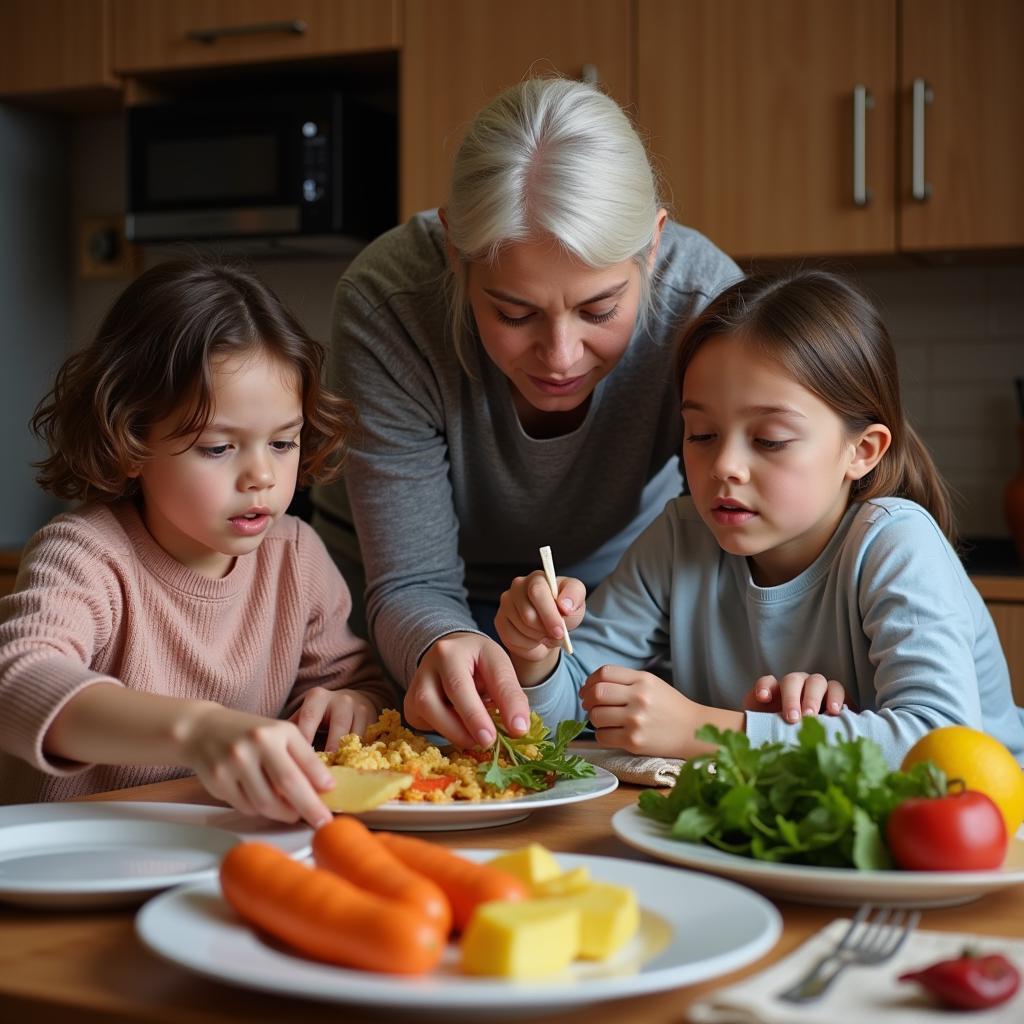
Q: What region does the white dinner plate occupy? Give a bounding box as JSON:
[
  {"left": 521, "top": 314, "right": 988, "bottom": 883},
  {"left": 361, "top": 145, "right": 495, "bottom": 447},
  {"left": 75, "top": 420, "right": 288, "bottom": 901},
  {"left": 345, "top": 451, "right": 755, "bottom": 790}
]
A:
[
  {"left": 0, "top": 802, "right": 312, "bottom": 908},
  {"left": 612, "top": 803, "right": 1024, "bottom": 909},
  {"left": 136, "top": 848, "right": 781, "bottom": 1014},
  {"left": 355, "top": 766, "right": 618, "bottom": 831}
]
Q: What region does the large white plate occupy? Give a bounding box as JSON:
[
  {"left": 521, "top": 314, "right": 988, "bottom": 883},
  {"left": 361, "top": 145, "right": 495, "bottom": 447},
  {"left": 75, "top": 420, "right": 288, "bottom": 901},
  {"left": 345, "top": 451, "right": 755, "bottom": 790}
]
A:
[
  {"left": 612, "top": 803, "right": 1024, "bottom": 909},
  {"left": 136, "top": 849, "right": 780, "bottom": 1013},
  {"left": 355, "top": 766, "right": 618, "bottom": 831},
  {"left": 0, "top": 801, "right": 312, "bottom": 908}
]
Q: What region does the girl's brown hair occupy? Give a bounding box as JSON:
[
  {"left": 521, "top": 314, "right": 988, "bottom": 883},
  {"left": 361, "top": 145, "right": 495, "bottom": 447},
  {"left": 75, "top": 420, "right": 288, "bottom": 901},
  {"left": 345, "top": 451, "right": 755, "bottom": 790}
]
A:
[
  {"left": 32, "top": 257, "right": 355, "bottom": 502},
  {"left": 676, "top": 270, "right": 956, "bottom": 541}
]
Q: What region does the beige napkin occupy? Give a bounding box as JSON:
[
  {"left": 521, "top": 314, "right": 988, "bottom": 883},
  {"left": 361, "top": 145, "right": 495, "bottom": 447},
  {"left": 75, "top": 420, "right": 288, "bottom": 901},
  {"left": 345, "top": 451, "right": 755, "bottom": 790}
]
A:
[
  {"left": 689, "top": 919, "right": 1024, "bottom": 1024},
  {"left": 570, "top": 744, "right": 684, "bottom": 786}
]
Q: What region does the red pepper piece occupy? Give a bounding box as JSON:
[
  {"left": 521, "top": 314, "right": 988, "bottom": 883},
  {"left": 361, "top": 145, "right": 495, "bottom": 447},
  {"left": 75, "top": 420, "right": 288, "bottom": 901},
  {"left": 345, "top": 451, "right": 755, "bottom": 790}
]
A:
[
  {"left": 408, "top": 774, "right": 456, "bottom": 792},
  {"left": 900, "top": 951, "right": 1021, "bottom": 1010}
]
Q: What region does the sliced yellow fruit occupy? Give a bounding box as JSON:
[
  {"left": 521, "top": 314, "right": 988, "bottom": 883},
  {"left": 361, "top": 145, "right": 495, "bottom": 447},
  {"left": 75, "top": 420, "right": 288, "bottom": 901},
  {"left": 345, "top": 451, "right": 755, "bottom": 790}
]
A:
[
  {"left": 530, "top": 866, "right": 592, "bottom": 898},
  {"left": 543, "top": 882, "right": 639, "bottom": 959},
  {"left": 487, "top": 843, "right": 562, "bottom": 886},
  {"left": 318, "top": 765, "right": 413, "bottom": 812},
  {"left": 461, "top": 900, "right": 581, "bottom": 978}
]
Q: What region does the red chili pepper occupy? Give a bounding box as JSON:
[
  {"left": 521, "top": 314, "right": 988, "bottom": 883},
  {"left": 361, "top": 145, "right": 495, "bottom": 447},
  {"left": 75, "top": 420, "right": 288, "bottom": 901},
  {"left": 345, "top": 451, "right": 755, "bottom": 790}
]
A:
[{"left": 899, "top": 950, "right": 1021, "bottom": 1010}]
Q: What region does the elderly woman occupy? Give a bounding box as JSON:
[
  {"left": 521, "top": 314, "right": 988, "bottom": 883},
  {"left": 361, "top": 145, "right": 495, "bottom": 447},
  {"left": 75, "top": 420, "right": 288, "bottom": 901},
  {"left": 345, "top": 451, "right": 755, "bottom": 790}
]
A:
[{"left": 313, "top": 77, "right": 739, "bottom": 749}]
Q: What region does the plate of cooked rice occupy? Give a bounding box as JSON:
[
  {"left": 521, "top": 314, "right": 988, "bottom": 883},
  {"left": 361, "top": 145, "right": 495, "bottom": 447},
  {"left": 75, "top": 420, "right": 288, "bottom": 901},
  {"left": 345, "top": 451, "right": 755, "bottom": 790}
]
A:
[{"left": 319, "top": 710, "right": 618, "bottom": 830}]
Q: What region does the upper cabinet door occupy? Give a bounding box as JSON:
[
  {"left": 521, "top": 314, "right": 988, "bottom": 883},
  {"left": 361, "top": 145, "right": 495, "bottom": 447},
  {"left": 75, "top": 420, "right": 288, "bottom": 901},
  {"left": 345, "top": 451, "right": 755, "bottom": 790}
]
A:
[
  {"left": 900, "top": 0, "right": 1024, "bottom": 252},
  {"left": 0, "top": 0, "right": 116, "bottom": 97},
  {"left": 399, "top": 0, "right": 632, "bottom": 220},
  {"left": 636, "top": 0, "right": 897, "bottom": 260},
  {"left": 112, "top": 0, "right": 399, "bottom": 74}
]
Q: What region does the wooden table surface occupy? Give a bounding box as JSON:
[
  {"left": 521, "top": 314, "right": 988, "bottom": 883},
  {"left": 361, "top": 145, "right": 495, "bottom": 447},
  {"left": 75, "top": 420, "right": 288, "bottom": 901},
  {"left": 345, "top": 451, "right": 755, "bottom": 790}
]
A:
[{"left": 1, "top": 777, "right": 1022, "bottom": 1024}]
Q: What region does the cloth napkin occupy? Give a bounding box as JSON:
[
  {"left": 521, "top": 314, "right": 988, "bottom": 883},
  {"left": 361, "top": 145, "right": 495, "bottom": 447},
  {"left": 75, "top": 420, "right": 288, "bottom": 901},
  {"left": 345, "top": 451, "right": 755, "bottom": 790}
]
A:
[
  {"left": 570, "top": 745, "right": 684, "bottom": 786},
  {"left": 689, "top": 919, "right": 1024, "bottom": 1024}
]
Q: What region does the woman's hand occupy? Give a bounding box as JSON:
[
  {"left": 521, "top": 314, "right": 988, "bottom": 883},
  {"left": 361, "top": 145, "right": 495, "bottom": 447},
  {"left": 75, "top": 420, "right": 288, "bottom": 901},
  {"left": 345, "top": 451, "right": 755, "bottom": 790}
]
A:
[
  {"left": 744, "top": 672, "right": 847, "bottom": 722},
  {"left": 179, "top": 704, "right": 335, "bottom": 830},
  {"left": 289, "top": 686, "right": 380, "bottom": 755},
  {"left": 403, "top": 632, "right": 530, "bottom": 750},
  {"left": 580, "top": 665, "right": 744, "bottom": 759},
  {"left": 495, "top": 571, "right": 586, "bottom": 684}
]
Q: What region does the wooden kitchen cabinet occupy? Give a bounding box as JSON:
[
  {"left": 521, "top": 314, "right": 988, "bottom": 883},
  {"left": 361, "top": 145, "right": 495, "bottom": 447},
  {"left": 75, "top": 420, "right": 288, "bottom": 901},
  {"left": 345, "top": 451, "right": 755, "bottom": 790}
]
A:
[
  {"left": 0, "top": 551, "right": 20, "bottom": 599},
  {"left": 637, "top": 0, "right": 897, "bottom": 259},
  {"left": 111, "top": 0, "right": 400, "bottom": 75},
  {"left": 636, "top": 0, "right": 1024, "bottom": 260},
  {"left": 0, "top": 0, "right": 118, "bottom": 99},
  {"left": 399, "top": 0, "right": 632, "bottom": 220},
  {"left": 977, "top": 577, "right": 1024, "bottom": 708},
  {"left": 899, "top": 0, "right": 1024, "bottom": 252}
]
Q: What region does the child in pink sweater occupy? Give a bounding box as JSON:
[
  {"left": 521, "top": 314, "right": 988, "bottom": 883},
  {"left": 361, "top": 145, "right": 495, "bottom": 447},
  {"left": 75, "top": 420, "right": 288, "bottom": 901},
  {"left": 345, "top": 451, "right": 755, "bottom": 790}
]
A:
[{"left": 0, "top": 258, "right": 395, "bottom": 827}]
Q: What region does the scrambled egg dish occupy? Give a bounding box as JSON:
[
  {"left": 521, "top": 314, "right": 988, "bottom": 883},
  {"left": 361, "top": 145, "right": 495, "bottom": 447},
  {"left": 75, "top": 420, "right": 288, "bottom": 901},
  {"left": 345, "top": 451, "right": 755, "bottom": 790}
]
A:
[{"left": 321, "top": 709, "right": 539, "bottom": 803}]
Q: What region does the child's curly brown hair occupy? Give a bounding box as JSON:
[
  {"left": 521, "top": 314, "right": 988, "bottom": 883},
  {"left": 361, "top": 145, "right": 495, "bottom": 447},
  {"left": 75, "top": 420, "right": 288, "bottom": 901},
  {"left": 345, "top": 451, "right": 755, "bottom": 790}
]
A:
[{"left": 32, "top": 256, "right": 355, "bottom": 502}]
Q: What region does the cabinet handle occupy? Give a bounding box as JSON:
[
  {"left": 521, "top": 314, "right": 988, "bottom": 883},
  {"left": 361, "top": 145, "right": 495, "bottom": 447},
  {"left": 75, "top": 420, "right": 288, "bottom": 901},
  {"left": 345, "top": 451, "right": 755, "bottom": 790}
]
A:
[
  {"left": 186, "top": 20, "right": 308, "bottom": 44},
  {"left": 911, "top": 77, "right": 933, "bottom": 202},
  {"left": 581, "top": 64, "right": 600, "bottom": 87},
  {"left": 852, "top": 84, "right": 874, "bottom": 207}
]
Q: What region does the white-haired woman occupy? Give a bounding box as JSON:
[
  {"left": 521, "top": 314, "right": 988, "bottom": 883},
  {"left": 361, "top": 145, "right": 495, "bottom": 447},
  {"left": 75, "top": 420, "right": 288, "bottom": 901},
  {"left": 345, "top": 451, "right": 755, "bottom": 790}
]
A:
[{"left": 313, "top": 78, "right": 740, "bottom": 749}]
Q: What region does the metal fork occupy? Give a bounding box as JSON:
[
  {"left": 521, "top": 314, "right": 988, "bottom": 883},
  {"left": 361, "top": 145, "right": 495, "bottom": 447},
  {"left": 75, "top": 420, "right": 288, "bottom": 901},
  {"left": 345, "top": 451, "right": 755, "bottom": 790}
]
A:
[{"left": 778, "top": 904, "right": 921, "bottom": 1003}]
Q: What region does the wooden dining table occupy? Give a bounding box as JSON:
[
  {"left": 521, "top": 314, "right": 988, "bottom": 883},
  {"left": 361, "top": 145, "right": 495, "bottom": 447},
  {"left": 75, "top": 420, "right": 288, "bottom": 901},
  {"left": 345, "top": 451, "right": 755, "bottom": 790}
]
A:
[{"left": 1, "top": 775, "right": 1022, "bottom": 1024}]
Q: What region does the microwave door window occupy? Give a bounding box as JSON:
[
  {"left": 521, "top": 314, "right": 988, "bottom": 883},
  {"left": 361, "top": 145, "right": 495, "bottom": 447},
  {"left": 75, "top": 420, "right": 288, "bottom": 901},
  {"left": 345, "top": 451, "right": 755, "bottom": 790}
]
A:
[{"left": 147, "top": 135, "right": 280, "bottom": 206}]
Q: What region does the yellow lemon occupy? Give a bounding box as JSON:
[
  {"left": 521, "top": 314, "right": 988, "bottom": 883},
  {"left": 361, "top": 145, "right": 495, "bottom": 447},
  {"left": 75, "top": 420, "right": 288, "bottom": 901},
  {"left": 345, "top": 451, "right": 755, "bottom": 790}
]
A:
[{"left": 901, "top": 726, "right": 1024, "bottom": 839}]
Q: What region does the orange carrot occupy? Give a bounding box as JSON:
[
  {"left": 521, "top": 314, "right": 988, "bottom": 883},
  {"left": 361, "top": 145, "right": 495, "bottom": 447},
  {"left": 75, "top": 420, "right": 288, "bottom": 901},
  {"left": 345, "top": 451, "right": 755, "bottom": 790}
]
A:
[
  {"left": 375, "top": 832, "right": 528, "bottom": 931},
  {"left": 219, "top": 842, "right": 444, "bottom": 974},
  {"left": 312, "top": 816, "right": 452, "bottom": 935}
]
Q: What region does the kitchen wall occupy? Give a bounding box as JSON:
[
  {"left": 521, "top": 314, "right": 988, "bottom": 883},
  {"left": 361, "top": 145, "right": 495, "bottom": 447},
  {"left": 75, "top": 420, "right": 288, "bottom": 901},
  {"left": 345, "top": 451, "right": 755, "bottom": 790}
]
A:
[
  {"left": 0, "top": 107, "right": 69, "bottom": 549},
  {"left": 10, "top": 112, "right": 1024, "bottom": 548}
]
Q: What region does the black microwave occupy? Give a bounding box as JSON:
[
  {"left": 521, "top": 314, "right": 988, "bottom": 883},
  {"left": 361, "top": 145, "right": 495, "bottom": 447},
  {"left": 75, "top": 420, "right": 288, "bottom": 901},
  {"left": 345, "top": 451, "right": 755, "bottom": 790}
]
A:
[{"left": 126, "top": 92, "right": 396, "bottom": 244}]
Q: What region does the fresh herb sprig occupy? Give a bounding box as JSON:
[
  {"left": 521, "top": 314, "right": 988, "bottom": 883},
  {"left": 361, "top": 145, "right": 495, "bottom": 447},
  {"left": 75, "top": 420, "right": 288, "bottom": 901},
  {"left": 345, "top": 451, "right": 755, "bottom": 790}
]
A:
[
  {"left": 480, "top": 712, "right": 596, "bottom": 792},
  {"left": 638, "top": 717, "right": 945, "bottom": 870}
]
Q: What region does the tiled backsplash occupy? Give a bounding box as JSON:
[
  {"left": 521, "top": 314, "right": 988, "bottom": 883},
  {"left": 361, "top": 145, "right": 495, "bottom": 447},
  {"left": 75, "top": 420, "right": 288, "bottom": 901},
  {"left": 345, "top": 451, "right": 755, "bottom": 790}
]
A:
[
  {"left": 69, "top": 117, "right": 1024, "bottom": 542},
  {"left": 854, "top": 266, "right": 1024, "bottom": 538}
]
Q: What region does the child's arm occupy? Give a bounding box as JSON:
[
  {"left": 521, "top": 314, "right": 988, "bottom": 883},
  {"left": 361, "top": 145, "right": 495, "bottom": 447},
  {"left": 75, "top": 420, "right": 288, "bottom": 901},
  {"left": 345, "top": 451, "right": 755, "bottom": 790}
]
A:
[
  {"left": 742, "top": 506, "right": 1022, "bottom": 766},
  {"left": 494, "top": 570, "right": 587, "bottom": 685},
  {"left": 44, "top": 683, "right": 334, "bottom": 827},
  {"left": 579, "top": 666, "right": 745, "bottom": 759}
]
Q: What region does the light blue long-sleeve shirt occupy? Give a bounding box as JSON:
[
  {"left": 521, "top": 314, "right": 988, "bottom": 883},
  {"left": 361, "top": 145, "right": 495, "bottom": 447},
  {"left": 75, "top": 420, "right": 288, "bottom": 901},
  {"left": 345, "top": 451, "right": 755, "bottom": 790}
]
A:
[{"left": 526, "top": 496, "right": 1024, "bottom": 768}]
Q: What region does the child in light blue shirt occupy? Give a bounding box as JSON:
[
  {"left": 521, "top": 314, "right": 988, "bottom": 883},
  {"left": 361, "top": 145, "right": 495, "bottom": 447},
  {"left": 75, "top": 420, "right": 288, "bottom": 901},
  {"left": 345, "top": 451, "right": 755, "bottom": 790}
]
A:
[{"left": 496, "top": 271, "right": 1024, "bottom": 768}]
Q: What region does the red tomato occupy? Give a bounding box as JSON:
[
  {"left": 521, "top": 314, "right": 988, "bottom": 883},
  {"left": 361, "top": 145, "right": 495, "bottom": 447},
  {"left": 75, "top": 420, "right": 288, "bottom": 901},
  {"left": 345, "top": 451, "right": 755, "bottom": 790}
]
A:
[{"left": 886, "top": 790, "right": 1008, "bottom": 871}]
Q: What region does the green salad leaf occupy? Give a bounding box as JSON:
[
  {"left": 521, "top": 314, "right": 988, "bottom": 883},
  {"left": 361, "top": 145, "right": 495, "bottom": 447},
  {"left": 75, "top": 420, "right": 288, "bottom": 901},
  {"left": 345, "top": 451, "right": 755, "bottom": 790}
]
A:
[
  {"left": 480, "top": 712, "right": 596, "bottom": 792},
  {"left": 638, "top": 717, "right": 946, "bottom": 870}
]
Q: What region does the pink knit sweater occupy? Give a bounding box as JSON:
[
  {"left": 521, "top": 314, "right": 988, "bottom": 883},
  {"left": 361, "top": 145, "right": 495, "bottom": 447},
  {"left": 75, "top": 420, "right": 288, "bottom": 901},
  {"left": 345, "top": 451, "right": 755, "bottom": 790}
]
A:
[{"left": 0, "top": 501, "right": 395, "bottom": 803}]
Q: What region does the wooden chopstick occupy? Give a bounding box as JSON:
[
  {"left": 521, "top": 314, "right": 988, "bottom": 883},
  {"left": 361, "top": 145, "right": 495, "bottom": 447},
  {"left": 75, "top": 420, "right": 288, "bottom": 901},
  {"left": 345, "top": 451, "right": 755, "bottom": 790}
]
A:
[{"left": 539, "top": 545, "right": 574, "bottom": 655}]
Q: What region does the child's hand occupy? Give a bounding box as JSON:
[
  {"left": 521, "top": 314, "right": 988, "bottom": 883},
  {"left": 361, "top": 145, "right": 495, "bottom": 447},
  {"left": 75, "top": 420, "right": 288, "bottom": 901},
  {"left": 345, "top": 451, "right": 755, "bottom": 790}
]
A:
[
  {"left": 180, "top": 704, "right": 334, "bottom": 829},
  {"left": 495, "top": 570, "right": 586, "bottom": 662},
  {"left": 580, "top": 666, "right": 697, "bottom": 759},
  {"left": 289, "top": 686, "right": 380, "bottom": 754},
  {"left": 745, "top": 672, "right": 846, "bottom": 722}
]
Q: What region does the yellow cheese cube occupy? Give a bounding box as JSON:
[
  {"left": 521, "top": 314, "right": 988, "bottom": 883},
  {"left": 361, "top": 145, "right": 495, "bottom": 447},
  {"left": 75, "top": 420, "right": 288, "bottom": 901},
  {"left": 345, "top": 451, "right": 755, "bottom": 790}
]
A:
[
  {"left": 530, "top": 866, "right": 592, "bottom": 898},
  {"left": 460, "top": 901, "right": 581, "bottom": 978},
  {"left": 544, "top": 882, "right": 639, "bottom": 959},
  {"left": 487, "top": 843, "right": 562, "bottom": 886}
]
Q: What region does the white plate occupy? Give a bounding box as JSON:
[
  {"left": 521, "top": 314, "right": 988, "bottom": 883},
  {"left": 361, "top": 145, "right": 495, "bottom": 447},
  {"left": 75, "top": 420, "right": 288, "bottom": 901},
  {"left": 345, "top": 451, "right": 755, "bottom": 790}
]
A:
[
  {"left": 0, "top": 802, "right": 312, "bottom": 908},
  {"left": 612, "top": 803, "right": 1024, "bottom": 909},
  {"left": 355, "top": 767, "right": 618, "bottom": 831},
  {"left": 136, "top": 849, "right": 780, "bottom": 1014}
]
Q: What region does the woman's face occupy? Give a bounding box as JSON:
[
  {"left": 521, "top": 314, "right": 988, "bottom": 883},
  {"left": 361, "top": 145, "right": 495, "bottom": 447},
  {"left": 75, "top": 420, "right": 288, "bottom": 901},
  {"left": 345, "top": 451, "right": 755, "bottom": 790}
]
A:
[{"left": 464, "top": 234, "right": 651, "bottom": 420}]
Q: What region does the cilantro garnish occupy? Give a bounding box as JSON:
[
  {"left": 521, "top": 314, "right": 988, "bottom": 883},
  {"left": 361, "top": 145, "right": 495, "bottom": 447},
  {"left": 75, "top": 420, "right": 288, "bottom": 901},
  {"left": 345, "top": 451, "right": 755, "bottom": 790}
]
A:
[
  {"left": 479, "top": 712, "right": 596, "bottom": 792},
  {"left": 638, "top": 717, "right": 946, "bottom": 870}
]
